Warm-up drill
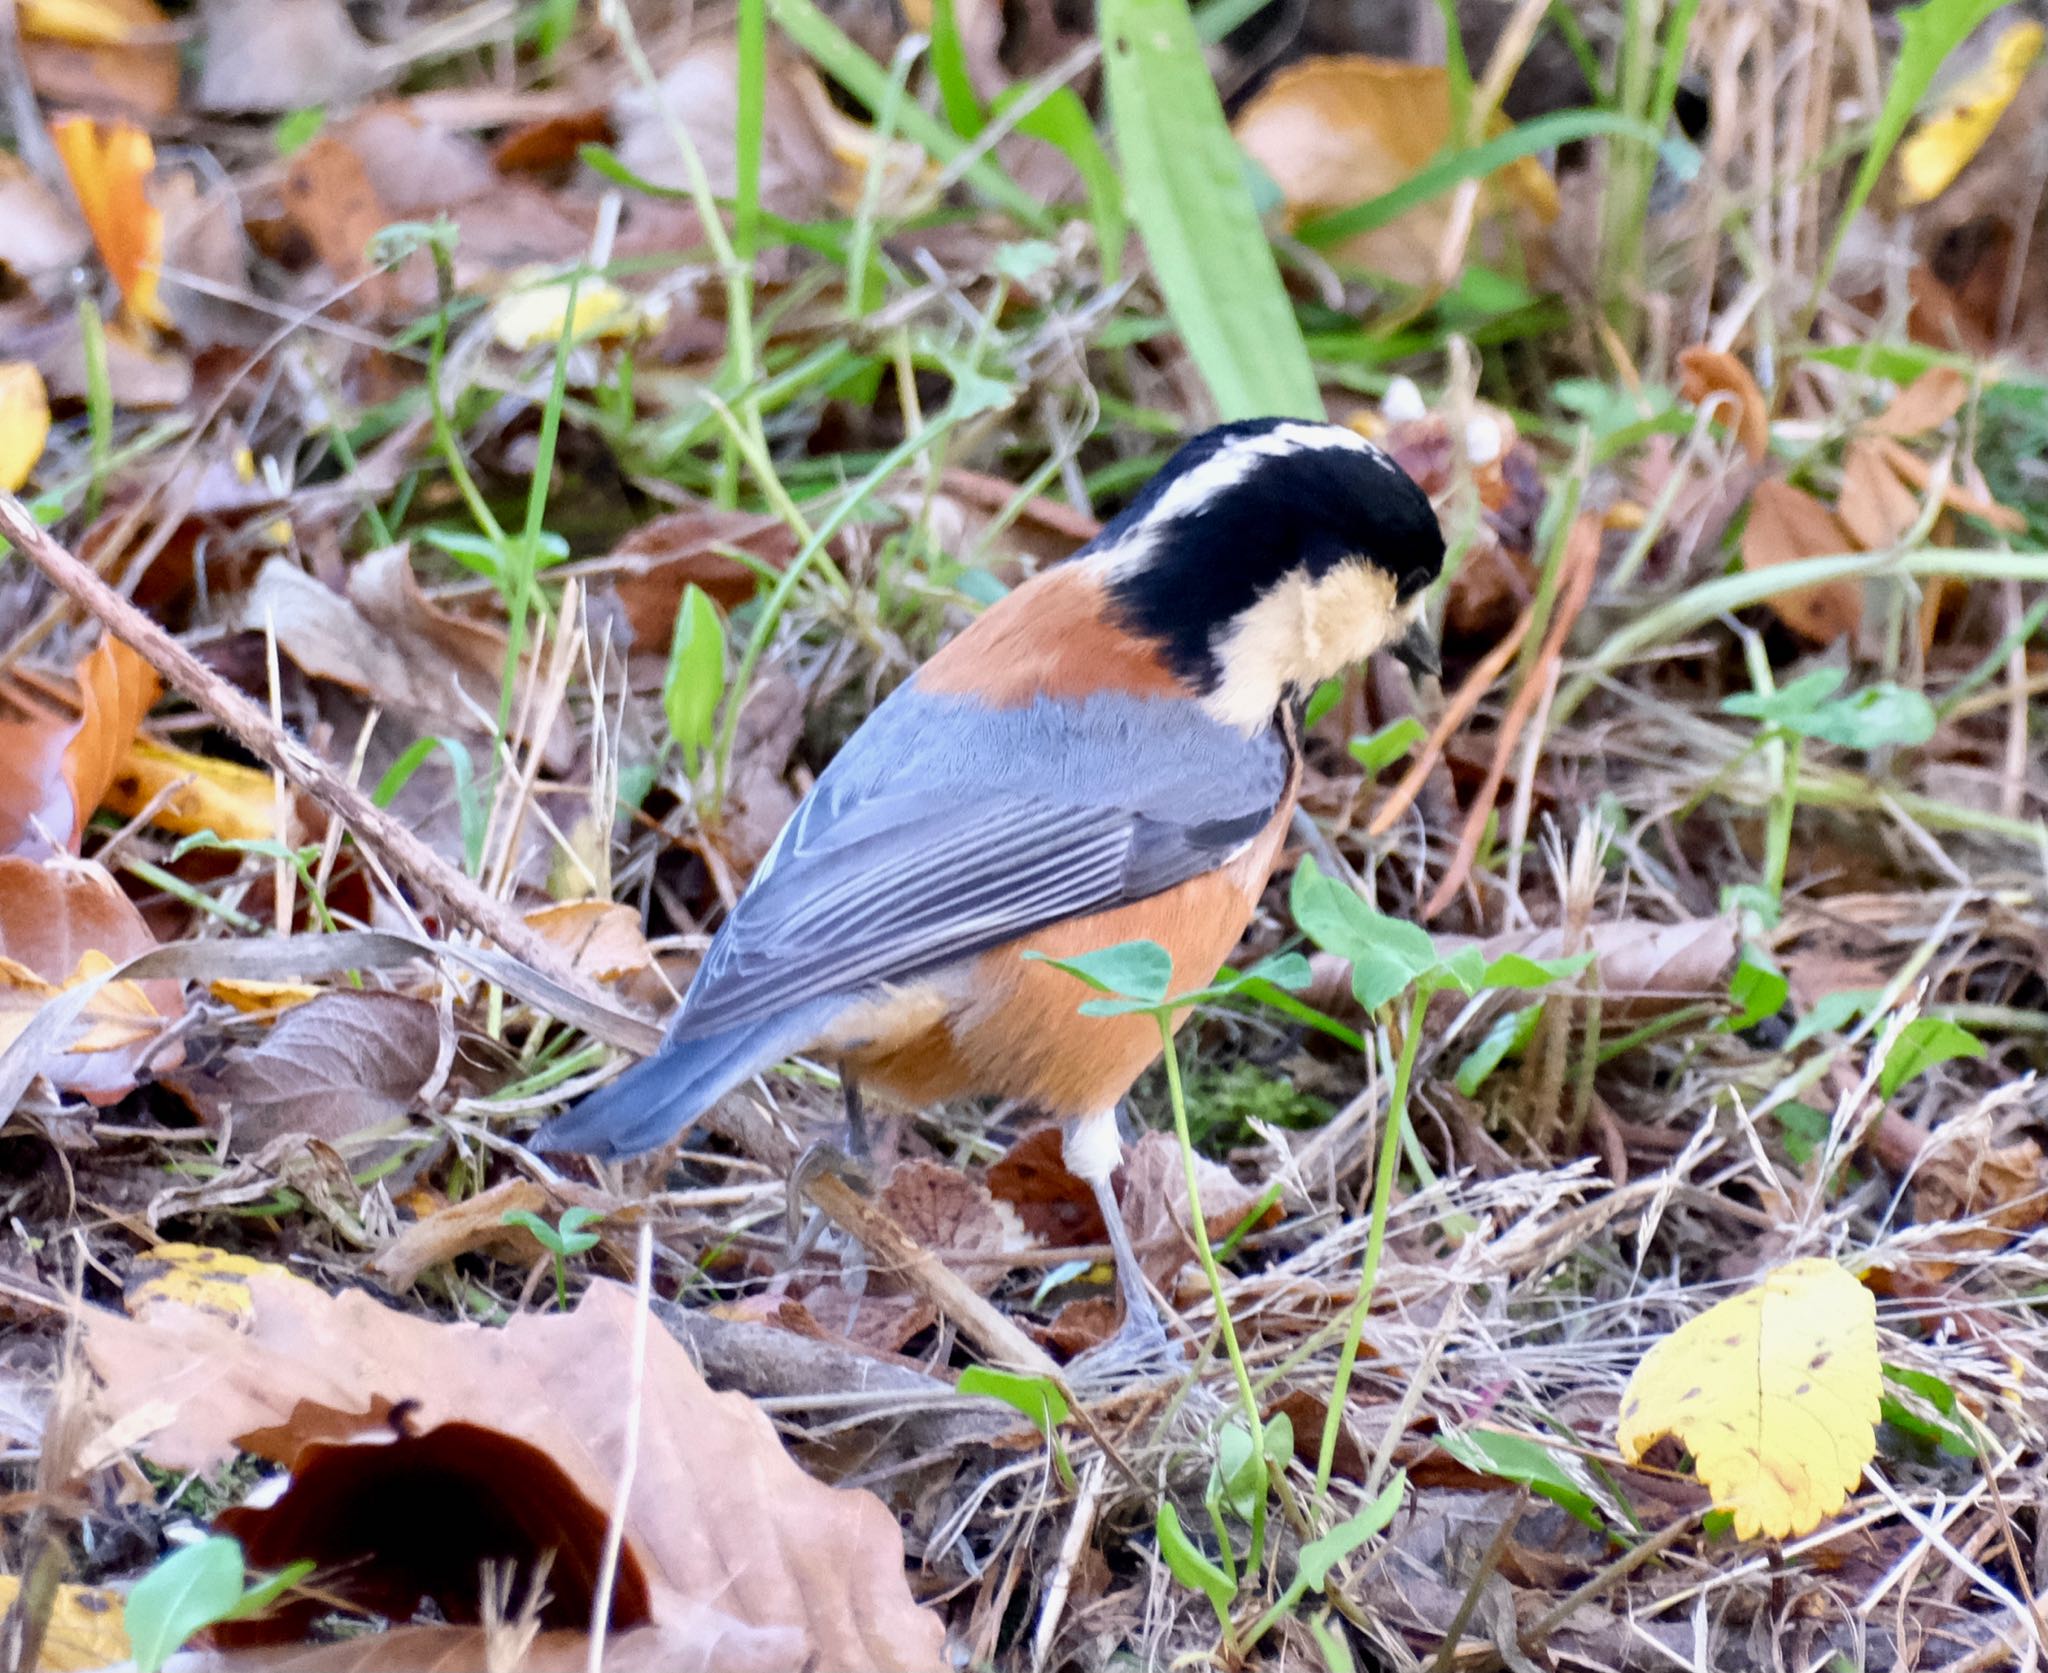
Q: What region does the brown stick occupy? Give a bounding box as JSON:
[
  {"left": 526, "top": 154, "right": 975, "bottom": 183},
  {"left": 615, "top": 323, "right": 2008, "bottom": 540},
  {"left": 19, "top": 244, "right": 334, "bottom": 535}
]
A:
[{"left": 0, "top": 492, "right": 602, "bottom": 1006}]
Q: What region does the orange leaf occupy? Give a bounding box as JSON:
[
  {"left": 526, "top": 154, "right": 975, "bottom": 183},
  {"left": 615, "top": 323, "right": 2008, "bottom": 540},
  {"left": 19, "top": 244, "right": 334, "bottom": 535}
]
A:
[
  {"left": 1869, "top": 435, "right": 2027, "bottom": 534},
  {"left": 50, "top": 114, "right": 170, "bottom": 327},
  {"left": 1678, "top": 346, "right": 1770, "bottom": 463},
  {"left": 0, "top": 362, "right": 51, "bottom": 491},
  {"left": 0, "top": 634, "right": 160, "bottom": 855},
  {"left": 1868, "top": 367, "right": 1969, "bottom": 439},
  {"left": 1741, "top": 480, "right": 1861, "bottom": 645},
  {"left": 1836, "top": 438, "right": 1923, "bottom": 551}
]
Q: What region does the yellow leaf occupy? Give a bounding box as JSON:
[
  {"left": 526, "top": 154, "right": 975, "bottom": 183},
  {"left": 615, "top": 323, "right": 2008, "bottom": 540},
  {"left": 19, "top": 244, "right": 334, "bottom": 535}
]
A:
[
  {"left": 208, "top": 975, "right": 321, "bottom": 1014},
  {"left": 18, "top": 0, "right": 144, "bottom": 44},
  {"left": 1233, "top": 56, "right": 1556, "bottom": 287},
  {"left": 1617, "top": 1258, "right": 1880, "bottom": 1540},
  {"left": 125, "top": 1240, "right": 301, "bottom": 1323},
  {"left": 50, "top": 115, "right": 171, "bottom": 328},
  {"left": 489, "top": 273, "right": 663, "bottom": 351},
  {"left": 0, "top": 946, "right": 164, "bottom": 1056},
  {"left": 104, "top": 737, "right": 279, "bottom": 841},
  {"left": 1899, "top": 21, "right": 2044, "bottom": 205},
  {"left": 0, "top": 1576, "right": 130, "bottom": 1672},
  {"left": 0, "top": 362, "right": 51, "bottom": 491}
]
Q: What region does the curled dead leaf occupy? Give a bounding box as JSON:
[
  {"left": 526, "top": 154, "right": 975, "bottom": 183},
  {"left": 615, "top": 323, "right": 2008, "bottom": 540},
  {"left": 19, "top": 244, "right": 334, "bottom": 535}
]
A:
[
  {"left": 50, "top": 115, "right": 170, "bottom": 327},
  {"left": 0, "top": 634, "right": 160, "bottom": 857},
  {"left": 1677, "top": 347, "right": 1770, "bottom": 464},
  {"left": 1741, "top": 480, "right": 1862, "bottom": 645},
  {"left": 83, "top": 1273, "right": 946, "bottom": 1670}
]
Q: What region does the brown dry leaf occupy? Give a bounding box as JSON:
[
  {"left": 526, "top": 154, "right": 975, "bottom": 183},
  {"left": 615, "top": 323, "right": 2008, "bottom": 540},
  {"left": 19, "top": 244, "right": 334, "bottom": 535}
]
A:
[
  {"left": 878, "top": 1160, "right": 1016, "bottom": 1294},
  {"left": 1836, "top": 438, "right": 1925, "bottom": 551},
  {"left": 104, "top": 737, "right": 280, "bottom": 841},
  {"left": 50, "top": 115, "right": 171, "bottom": 327},
  {"left": 0, "top": 360, "right": 52, "bottom": 491},
  {"left": 494, "top": 108, "right": 615, "bottom": 174},
  {"left": 279, "top": 135, "right": 402, "bottom": 315},
  {"left": 21, "top": 0, "right": 178, "bottom": 116},
  {"left": 239, "top": 550, "right": 574, "bottom": 772},
  {"left": 1677, "top": 347, "right": 1770, "bottom": 464},
  {"left": 794, "top": 1285, "right": 937, "bottom": 1356},
  {"left": 525, "top": 900, "right": 654, "bottom": 984},
  {"left": 0, "top": 634, "right": 161, "bottom": 856},
  {"left": 84, "top": 1273, "right": 945, "bottom": 1670},
  {"left": 1232, "top": 57, "right": 1557, "bottom": 286},
  {"left": 369, "top": 1177, "right": 616, "bottom": 1290},
  {"left": 206, "top": 990, "right": 440, "bottom": 1148},
  {"left": 0, "top": 853, "right": 183, "bottom": 1100},
  {"left": 1868, "top": 434, "right": 2026, "bottom": 534},
  {"left": 986, "top": 1124, "right": 1104, "bottom": 1246},
  {"left": 608, "top": 507, "right": 798, "bottom": 644},
  {"left": 1741, "top": 480, "right": 1862, "bottom": 644},
  {"left": 1869, "top": 368, "right": 1971, "bottom": 438},
  {"left": 0, "top": 153, "right": 93, "bottom": 282},
  {"left": 193, "top": 0, "right": 379, "bottom": 112},
  {"left": 1910, "top": 1131, "right": 2045, "bottom": 1277},
  {"left": 1118, "top": 1130, "right": 1273, "bottom": 1289}
]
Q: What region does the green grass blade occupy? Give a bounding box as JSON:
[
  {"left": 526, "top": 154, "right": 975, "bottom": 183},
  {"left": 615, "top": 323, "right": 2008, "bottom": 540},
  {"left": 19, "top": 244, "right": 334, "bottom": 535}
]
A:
[{"left": 1100, "top": 0, "right": 1320, "bottom": 420}]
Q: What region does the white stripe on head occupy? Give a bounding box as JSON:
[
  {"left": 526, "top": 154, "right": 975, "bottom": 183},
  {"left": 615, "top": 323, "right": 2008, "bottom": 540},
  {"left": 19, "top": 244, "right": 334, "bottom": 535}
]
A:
[{"left": 1085, "top": 422, "right": 1399, "bottom": 579}]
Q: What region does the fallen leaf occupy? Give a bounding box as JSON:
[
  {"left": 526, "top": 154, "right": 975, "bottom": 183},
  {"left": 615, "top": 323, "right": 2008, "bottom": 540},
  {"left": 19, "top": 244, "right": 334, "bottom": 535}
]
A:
[
  {"left": 0, "top": 853, "right": 183, "bottom": 1101},
  {"left": 103, "top": 737, "right": 280, "bottom": 842},
  {"left": 1617, "top": 1258, "right": 1880, "bottom": 1539},
  {"left": 19, "top": 0, "right": 150, "bottom": 44},
  {"left": 1836, "top": 437, "right": 1925, "bottom": 550},
  {"left": 1118, "top": 1130, "right": 1274, "bottom": 1288},
  {"left": 1232, "top": 56, "right": 1557, "bottom": 286},
  {"left": 0, "top": 633, "right": 161, "bottom": 856},
  {"left": 1911, "top": 1130, "right": 2045, "bottom": 1277},
  {"left": 1898, "top": 20, "right": 2044, "bottom": 205},
  {"left": 20, "top": 0, "right": 177, "bottom": 116},
  {"left": 50, "top": 115, "right": 171, "bottom": 327},
  {"left": 1868, "top": 367, "right": 1971, "bottom": 438},
  {"left": 0, "top": 153, "right": 93, "bottom": 282},
  {"left": 493, "top": 108, "right": 614, "bottom": 174},
  {"left": 83, "top": 1272, "right": 946, "bottom": 1670},
  {"left": 278, "top": 135, "right": 402, "bottom": 316},
  {"left": 986, "top": 1124, "right": 1103, "bottom": 1246},
  {"left": 126, "top": 1241, "right": 303, "bottom": 1323},
  {"left": 208, "top": 990, "right": 440, "bottom": 1148},
  {"left": 1741, "top": 480, "right": 1862, "bottom": 644},
  {"left": 1868, "top": 434, "right": 2026, "bottom": 533},
  {"left": 192, "top": 0, "right": 379, "bottom": 113},
  {"left": 491, "top": 273, "right": 663, "bottom": 351},
  {"left": 368, "top": 1177, "right": 618, "bottom": 1290},
  {"left": 208, "top": 976, "right": 321, "bottom": 1015},
  {"left": 525, "top": 901, "right": 655, "bottom": 985},
  {"left": 0, "top": 361, "right": 52, "bottom": 491},
  {"left": 0, "top": 1575, "right": 130, "bottom": 1671},
  {"left": 1677, "top": 347, "right": 1770, "bottom": 464},
  {"left": 878, "top": 1160, "right": 1017, "bottom": 1293},
  {"left": 608, "top": 508, "right": 798, "bottom": 642}
]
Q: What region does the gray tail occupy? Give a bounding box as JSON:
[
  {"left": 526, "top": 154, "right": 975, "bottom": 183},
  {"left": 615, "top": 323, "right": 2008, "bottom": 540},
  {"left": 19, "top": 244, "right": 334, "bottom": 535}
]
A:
[{"left": 532, "top": 1002, "right": 841, "bottom": 1160}]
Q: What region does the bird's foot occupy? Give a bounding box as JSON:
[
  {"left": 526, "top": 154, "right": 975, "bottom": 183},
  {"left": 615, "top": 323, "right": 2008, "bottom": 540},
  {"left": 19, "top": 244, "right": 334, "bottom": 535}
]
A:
[
  {"left": 785, "top": 1137, "right": 875, "bottom": 1243},
  {"left": 1066, "top": 1304, "right": 1187, "bottom": 1394}
]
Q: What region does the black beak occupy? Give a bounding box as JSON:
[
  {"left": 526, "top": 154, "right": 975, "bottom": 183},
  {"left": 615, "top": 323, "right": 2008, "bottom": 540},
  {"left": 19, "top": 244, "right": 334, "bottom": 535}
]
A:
[{"left": 1389, "top": 618, "right": 1440, "bottom": 680}]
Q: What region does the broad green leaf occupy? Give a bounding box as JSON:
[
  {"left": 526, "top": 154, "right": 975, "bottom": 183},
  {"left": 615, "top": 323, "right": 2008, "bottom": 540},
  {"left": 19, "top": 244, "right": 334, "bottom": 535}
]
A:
[
  {"left": 1722, "top": 668, "right": 1845, "bottom": 724},
  {"left": 127, "top": 1538, "right": 245, "bottom": 1673},
  {"left": 1348, "top": 716, "right": 1425, "bottom": 775},
  {"left": 1783, "top": 988, "right": 1883, "bottom": 1051},
  {"left": 1127, "top": 951, "right": 1315, "bottom": 1016},
  {"left": 1026, "top": 939, "right": 1173, "bottom": 1006},
  {"left": 1303, "top": 676, "right": 1345, "bottom": 729},
  {"left": 1723, "top": 945, "right": 1788, "bottom": 1032},
  {"left": 1438, "top": 944, "right": 1487, "bottom": 997},
  {"left": 663, "top": 584, "right": 727, "bottom": 767},
  {"left": 1290, "top": 856, "right": 1437, "bottom": 1010},
  {"left": 1156, "top": 1502, "right": 1236, "bottom": 1613},
  {"left": 1773, "top": 1100, "right": 1833, "bottom": 1167},
  {"left": 1295, "top": 1470, "right": 1405, "bottom": 1589},
  {"left": 1209, "top": 1419, "right": 1266, "bottom": 1521},
  {"left": 1436, "top": 1428, "right": 1602, "bottom": 1529},
  {"left": 1482, "top": 950, "right": 1594, "bottom": 990},
  {"left": 1881, "top": 1364, "right": 1977, "bottom": 1459},
  {"left": 1880, "top": 1016, "right": 1984, "bottom": 1097},
  {"left": 272, "top": 106, "right": 326, "bottom": 157},
  {"left": 1099, "top": 0, "right": 1320, "bottom": 419},
  {"left": 1724, "top": 675, "right": 1938, "bottom": 750},
  {"left": 1453, "top": 1002, "right": 1541, "bottom": 1095},
  {"left": 958, "top": 1367, "right": 1071, "bottom": 1435}
]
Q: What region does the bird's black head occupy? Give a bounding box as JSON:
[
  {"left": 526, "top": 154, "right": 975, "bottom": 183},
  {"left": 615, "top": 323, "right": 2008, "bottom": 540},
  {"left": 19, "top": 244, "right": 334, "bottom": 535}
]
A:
[{"left": 1084, "top": 419, "right": 1446, "bottom": 727}]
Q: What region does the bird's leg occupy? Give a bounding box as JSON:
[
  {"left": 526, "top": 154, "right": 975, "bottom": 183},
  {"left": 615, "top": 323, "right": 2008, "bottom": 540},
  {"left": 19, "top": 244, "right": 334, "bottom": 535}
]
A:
[
  {"left": 1062, "top": 1108, "right": 1182, "bottom": 1387},
  {"left": 786, "top": 1070, "right": 876, "bottom": 1243}
]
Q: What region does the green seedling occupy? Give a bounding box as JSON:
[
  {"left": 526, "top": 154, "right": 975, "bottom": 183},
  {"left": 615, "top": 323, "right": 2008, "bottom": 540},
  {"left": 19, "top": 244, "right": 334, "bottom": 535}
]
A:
[
  {"left": 662, "top": 582, "right": 729, "bottom": 773},
  {"left": 126, "top": 1536, "right": 313, "bottom": 1673},
  {"left": 501, "top": 1205, "right": 604, "bottom": 1309},
  {"left": 1880, "top": 1015, "right": 1985, "bottom": 1098},
  {"left": 958, "top": 1367, "right": 1076, "bottom": 1489}
]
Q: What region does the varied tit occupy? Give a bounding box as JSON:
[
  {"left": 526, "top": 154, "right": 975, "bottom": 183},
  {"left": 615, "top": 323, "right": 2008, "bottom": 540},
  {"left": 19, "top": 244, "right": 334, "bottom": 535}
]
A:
[{"left": 537, "top": 418, "right": 1446, "bottom": 1369}]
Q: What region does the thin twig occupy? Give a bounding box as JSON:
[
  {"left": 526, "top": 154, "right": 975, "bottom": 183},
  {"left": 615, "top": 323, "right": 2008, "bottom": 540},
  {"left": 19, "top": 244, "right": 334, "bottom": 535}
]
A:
[{"left": 0, "top": 492, "right": 602, "bottom": 1005}]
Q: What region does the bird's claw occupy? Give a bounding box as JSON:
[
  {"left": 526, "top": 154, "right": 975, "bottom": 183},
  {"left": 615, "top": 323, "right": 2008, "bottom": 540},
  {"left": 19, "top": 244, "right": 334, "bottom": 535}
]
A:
[{"left": 785, "top": 1137, "right": 876, "bottom": 1243}]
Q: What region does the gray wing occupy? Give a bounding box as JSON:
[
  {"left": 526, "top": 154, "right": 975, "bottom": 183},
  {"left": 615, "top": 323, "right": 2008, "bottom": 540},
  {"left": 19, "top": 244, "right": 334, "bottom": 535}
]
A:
[{"left": 671, "top": 683, "right": 1290, "bottom": 1039}]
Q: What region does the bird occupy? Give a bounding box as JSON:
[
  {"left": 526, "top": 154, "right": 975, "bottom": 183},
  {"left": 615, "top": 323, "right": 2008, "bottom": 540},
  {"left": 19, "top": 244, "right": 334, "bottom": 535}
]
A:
[{"left": 536, "top": 417, "right": 1446, "bottom": 1369}]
